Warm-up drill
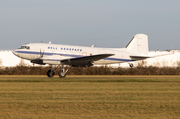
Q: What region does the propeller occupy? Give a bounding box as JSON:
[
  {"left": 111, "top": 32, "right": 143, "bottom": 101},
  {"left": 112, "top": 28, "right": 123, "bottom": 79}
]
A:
[{"left": 40, "top": 49, "right": 44, "bottom": 58}]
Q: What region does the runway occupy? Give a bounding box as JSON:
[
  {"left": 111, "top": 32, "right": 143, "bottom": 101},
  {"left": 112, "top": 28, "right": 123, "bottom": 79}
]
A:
[{"left": 0, "top": 75, "right": 180, "bottom": 118}]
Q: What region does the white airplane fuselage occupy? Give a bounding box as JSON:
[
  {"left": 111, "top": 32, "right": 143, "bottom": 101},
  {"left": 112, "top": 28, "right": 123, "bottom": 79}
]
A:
[{"left": 13, "top": 43, "right": 137, "bottom": 65}]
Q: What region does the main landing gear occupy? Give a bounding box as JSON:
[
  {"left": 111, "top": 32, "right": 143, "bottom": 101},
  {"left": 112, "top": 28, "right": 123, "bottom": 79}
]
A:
[
  {"left": 59, "top": 65, "right": 71, "bottom": 78},
  {"left": 47, "top": 65, "right": 71, "bottom": 78}
]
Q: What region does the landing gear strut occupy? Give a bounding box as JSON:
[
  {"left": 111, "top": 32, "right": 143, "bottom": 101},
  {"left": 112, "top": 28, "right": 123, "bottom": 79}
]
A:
[{"left": 58, "top": 65, "right": 71, "bottom": 78}]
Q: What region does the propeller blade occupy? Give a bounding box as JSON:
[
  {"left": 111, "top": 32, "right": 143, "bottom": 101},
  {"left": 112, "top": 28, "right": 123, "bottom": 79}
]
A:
[{"left": 40, "top": 49, "right": 44, "bottom": 57}]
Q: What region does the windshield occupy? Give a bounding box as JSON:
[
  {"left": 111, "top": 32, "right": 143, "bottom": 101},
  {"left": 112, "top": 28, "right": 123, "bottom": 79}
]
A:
[{"left": 20, "top": 46, "right": 30, "bottom": 49}]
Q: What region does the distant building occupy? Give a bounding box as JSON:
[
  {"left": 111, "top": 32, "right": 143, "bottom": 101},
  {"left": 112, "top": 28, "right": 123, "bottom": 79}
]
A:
[{"left": 0, "top": 50, "right": 34, "bottom": 67}]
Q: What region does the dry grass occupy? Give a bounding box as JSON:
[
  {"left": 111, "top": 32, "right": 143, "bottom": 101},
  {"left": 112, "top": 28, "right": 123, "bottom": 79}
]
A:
[
  {"left": 0, "top": 76, "right": 180, "bottom": 119},
  {"left": 1, "top": 75, "right": 180, "bottom": 78}
]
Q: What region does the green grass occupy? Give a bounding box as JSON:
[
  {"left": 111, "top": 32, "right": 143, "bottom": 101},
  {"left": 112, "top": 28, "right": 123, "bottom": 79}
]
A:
[{"left": 0, "top": 76, "right": 180, "bottom": 119}]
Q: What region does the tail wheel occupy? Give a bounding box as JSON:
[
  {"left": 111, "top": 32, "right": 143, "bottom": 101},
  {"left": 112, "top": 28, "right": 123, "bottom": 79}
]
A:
[
  {"left": 58, "top": 70, "right": 66, "bottom": 78},
  {"left": 129, "top": 63, "right": 133, "bottom": 68},
  {"left": 47, "top": 70, "right": 55, "bottom": 78}
]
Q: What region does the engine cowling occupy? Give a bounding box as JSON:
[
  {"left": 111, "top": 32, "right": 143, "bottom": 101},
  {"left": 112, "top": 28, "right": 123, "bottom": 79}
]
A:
[{"left": 31, "top": 59, "right": 45, "bottom": 65}]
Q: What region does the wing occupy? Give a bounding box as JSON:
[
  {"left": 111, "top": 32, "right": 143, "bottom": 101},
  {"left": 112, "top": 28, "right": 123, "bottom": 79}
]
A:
[{"left": 61, "top": 54, "right": 114, "bottom": 67}]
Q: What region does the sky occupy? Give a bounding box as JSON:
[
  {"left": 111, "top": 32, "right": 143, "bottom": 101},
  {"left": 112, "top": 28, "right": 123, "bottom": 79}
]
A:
[{"left": 0, "top": 0, "right": 180, "bottom": 50}]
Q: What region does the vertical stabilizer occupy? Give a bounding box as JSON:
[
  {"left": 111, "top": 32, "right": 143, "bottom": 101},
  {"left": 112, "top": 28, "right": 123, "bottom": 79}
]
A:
[{"left": 126, "top": 34, "right": 149, "bottom": 55}]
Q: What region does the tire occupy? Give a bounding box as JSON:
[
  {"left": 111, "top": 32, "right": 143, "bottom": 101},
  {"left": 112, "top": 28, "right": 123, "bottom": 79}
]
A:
[
  {"left": 47, "top": 70, "right": 55, "bottom": 78},
  {"left": 129, "top": 63, "right": 133, "bottom": 68}
]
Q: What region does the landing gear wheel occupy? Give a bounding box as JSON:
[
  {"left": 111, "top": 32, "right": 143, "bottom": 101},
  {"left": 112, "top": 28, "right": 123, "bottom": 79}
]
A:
[
  {"left": 129, "top": 63, "right": 133, "bottom": 68},
  {"left": 58, "top": 70, "right": 66, "bottom": 78},
  {"left": 47, "top": 70, "right": 55, "bottom": 78}
]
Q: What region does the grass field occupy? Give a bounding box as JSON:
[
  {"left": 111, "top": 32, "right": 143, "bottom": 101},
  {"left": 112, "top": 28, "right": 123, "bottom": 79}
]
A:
[{"left": 0, "top": 75, "right": 180, "bottom": 119}]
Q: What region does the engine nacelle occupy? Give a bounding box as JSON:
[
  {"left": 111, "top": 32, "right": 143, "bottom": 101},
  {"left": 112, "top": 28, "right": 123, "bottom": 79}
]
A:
[
  {"left": 31, "top": 55, "right": 64, "bottom": 65},
  {"left": 31, "top": 59, "right": 45, "bottom": 65},
  {"left": 72, "top": 62, "right": 93, "bottom": 67},
  {"left": 43, "top": 60, "right": 61, "bottom": 65}
]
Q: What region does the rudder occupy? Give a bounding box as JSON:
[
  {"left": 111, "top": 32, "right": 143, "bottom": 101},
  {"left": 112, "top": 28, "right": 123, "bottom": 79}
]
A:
[{"left": 126, "top": 34, "right": 149, "bottom": 55}]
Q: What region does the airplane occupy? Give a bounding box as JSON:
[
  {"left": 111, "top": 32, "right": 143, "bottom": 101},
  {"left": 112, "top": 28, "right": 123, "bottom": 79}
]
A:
[{"left": 13, "top": 34, "right": 151, "bottom": 78}]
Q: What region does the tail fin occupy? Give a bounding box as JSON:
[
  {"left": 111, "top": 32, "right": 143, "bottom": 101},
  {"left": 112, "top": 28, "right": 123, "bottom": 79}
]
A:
[{"left": 126, "top": 34, "right": 149, "bottom": 55}]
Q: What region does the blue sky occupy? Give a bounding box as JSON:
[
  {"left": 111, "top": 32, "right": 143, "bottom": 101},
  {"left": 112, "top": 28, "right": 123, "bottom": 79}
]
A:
[{"left": 0, "top": 0, "right": 180, "bottom": 50}]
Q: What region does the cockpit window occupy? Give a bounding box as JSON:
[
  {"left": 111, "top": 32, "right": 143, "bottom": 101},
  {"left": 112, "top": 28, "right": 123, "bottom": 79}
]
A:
[{"left": 20, "top": 46, "right": 30, "bottom": 49}]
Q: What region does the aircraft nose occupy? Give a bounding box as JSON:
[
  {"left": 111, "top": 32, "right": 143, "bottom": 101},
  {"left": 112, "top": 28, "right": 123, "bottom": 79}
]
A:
[{"left": 12, "top": 50, "right": 19, "bottom": 56}]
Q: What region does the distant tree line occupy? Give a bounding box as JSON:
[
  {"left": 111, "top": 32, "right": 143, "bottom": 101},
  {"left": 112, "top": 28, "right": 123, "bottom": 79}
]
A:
[{"left": 0, "top": 65, "right": 180, "bottom": 75}]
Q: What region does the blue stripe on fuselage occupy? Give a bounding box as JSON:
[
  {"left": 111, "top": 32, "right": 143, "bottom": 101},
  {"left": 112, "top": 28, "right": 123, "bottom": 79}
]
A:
[{"left": 15, "top": 51, "right": 133, "bottom": 62}]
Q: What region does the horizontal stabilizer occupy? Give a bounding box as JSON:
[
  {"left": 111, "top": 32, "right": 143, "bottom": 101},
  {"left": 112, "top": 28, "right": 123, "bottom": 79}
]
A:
[
  {"left": 130, "top": 52, "right": 174, "bottom": 61},
  {"left": 152, "top": 52, "right": 174, "bottom": 58},
  {"left": 130, "top": 56, "right": 151, "bottom": 60}
]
